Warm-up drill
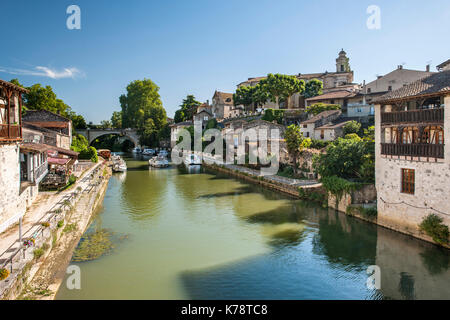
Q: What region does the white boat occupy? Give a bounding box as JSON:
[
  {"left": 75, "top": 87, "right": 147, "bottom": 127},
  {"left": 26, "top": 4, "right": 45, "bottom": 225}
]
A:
[
  {"left": 142, "top": 148, "right": 155, "bottom": 156},
  {"left": 184, "top": 154, "right": 202, "bottom": 166},
  {"left": 132, "top": 147, "right": 142, "bottom": 153},
  {"left": 113, "top": 161, "right": 127, "bottom": 172},
  {"left": 149, "top": 155, "right": 169, "bottom": 168}
]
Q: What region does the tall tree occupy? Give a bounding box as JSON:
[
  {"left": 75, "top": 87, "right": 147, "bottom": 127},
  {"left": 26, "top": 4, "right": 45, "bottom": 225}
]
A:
[
  {"left": 259, "top": 74, "right": 305, "bottom": 109},
  {"left": 284, "top": 124, "right": 311, "bottom": 175},
  {"left": 120, "top": 79, "right": 166, "bottom": 129},
  {"left": 174, "top": 95, "right": 201, "bottom": 123},
  {"left": 304, "top": 79, "right": 323, "bottom": 99},
  {"left": 233, "top": 86, "right": 256, "bottom": 112},
  {"left": 111, "top": 111, "right": 122, "bottom": 128}
]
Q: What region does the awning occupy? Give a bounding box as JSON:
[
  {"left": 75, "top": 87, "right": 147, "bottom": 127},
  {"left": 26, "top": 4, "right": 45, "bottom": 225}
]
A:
[
  {"left": 44, "top": 145, "right": 79, "bottom": 158},
  {"left": 20, "top": 143, "right": 51, "bottom": 154},
  {"left": 48, "top": 157, "right": 70, "bottom": 166}
]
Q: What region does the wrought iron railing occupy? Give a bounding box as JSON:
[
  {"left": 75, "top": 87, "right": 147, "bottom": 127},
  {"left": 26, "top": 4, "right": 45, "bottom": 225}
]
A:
[
  {"left": 381, "top": 108, "right": 444, "bottom": 125},
  {"left": 381, "top": 143, "right": 444, "bottom": 158}
]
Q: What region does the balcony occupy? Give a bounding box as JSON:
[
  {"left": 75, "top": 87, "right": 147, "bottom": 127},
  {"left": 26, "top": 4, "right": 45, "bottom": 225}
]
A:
[
  {"left": 381, "top": 108, "right": 444, "bottom": 125},
  {"left": 0, "top": 124, "right": 21, "bottom": 141},
  {"left": 381, "top": 143, "right": 444, "bottom": 159}
]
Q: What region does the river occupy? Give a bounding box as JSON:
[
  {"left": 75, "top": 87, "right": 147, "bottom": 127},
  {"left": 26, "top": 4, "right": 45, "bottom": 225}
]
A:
[{"left": 56, "top": 153, "right": 450, "bottom": 300}]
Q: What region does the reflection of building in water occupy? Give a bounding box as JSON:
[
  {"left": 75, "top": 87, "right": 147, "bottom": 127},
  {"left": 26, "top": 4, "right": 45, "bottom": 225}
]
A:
[{"left": 375, "top": 227, "right": 450, "bottom": 300}]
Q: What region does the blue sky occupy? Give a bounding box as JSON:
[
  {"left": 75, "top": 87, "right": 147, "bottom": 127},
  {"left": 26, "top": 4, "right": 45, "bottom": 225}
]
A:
[{"left": 1, "top": 0, "right": 449, "bottom": 122}]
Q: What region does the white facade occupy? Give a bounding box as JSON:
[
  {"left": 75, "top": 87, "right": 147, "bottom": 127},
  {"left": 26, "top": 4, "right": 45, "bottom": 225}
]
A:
[{"left": 375, "top": 95, "right": 450, "bottom": 241}]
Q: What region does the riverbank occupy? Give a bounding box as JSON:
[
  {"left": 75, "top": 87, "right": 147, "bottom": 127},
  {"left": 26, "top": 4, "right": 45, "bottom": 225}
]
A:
[
  {"left": 0, "top": 162, "right": 111, "bottom": 300},
  {"left": 203, "top": 162, "right": 449, "bottom": 249}
]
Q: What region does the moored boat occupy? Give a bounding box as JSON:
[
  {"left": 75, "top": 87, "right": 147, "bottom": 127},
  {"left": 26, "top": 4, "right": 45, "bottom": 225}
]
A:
[
  {"left": 184, "top": 153, "right": 202, "bottom": 166},
  {"left": 149, "top": 155, "right": 169, "bottom": 168}
]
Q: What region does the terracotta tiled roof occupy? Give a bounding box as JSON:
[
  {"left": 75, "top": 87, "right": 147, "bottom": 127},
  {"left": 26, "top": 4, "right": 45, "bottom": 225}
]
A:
[
  {"left": 214, "top": 91, "right": 234, "bottom": 105},
  {"left": 301, "top": 110, "right": 341, "bottom": 124},
  {"left": 306, "top": 90, "right": 357, "bottom": 102},
  {"left": 437, "top": 59, "right": 450, "bottom": 70},
  {"left": 373, "top": 70, "right": 450, "bottom": 104},
  {"left": 315, "top": 120, "right": 351, "bottom": 130}
]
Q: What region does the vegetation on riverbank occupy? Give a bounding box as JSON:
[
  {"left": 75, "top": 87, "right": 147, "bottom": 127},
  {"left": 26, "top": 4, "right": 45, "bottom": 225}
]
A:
[{"left": 420, "top": 214, "right": 449, "bottom": 245}]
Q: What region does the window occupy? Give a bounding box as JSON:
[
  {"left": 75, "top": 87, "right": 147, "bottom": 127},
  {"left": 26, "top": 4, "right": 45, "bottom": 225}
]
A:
[
  {"left": 303, "top": 124, "right": 307, "bottom": 128},
  {"left": 306, "top": 132, "right": 310, "bottom": 137},
  {"left": 367, "top": 88, "right": 371, "bottom": 93},
  {"left": 388, "top": 86, "right": 392, "bottom": 91},
  {"left": 401, "top": 169, "right": 415, "bottom": 194}
]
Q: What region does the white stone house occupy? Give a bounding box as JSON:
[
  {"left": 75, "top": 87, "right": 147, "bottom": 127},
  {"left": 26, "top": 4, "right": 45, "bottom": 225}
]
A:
[
  {"left": 170, "top": 120, "right": 193, "bottom": 148},
  {"left": 299, "top": 109, "right": 342, "bottom": 139},
  {"left": 373, "top": 67, "right": 450, "bottom": 241},
  {"left": 314, "top": 121, "right": 351, "bottom": 141}
]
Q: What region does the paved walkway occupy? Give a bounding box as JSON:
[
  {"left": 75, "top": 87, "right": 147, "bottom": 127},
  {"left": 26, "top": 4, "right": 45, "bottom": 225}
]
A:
[{"left": 0, "top": 161, "right": 103, "bottom": 260}]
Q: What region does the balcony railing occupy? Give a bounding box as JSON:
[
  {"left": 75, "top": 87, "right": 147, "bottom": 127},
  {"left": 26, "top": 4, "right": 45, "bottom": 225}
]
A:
[
  {"left": 34, "top": 162, "right": 48, "bottom": 182},
  {"left": 0, "top": 124, "right": 21, "bottom": 140},
  {"left": 381, "top": 143, "right": 444, "bottom": 159},
  {"left": 381, "top": 108, "right": 444, "bottom": 125}
]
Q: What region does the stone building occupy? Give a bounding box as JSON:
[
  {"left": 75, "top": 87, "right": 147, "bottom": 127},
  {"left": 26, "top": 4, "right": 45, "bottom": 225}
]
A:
[
  {"left": 0, "top": 79, "right": 32, "bottom": 233},
  {"left": 170, "top": 120, "right": 193, "bottom": 148},
  {"left": 22, "top": 110, "right": 72, "bottom": 149},
  {"left": 236, "top": 50, "right": 356, "bottom": 110},
  {"left": 299, "top": 109, "right": 342, "bottom": 139},
  {"left": 373, "top": 66, "right": 450, "bottom": 242},
  {"left": 211, "top": 91, "right": 236, "bottom": 120}
]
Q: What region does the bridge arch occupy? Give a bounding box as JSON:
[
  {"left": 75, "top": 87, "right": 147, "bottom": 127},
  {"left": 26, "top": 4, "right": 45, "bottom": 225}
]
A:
[{"left": 75, "top": 129, "right": 141, "bottom": 148}]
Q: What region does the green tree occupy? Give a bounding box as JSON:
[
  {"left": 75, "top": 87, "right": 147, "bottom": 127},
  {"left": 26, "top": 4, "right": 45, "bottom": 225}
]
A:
[
  {"left": 304, "top": 79, "right": 323, "bottom": 99},
  {"left": 313, "top": 134, "right": 374, "bottom": 182},
  {"left": 343, "top": 120, "right": 362, "bottom": 135},
  {"left": 259, "top": 74, "right": 305, "bottom": 109},
  {"left": 70, "top": 113, "right": 87, "bottom": 129},
  {"left": 120, "top": 79, "right": 166, "bottom": 129},
  {"left": 174, "top": 95, "right": 201, "bottom": 123},
  {"left": 233, "top": 86, "right": 256, "bottom": 112},
  {"left": 284, "top": 124, "right": 312, "bottom": 175},
  {"left": 120, "top": 79, "right": 167, "bottom": 146},
  {"left": 262, "top": 108, "right": 285, "bottom": 124},
  {"left": 100, "top": 120, "right": 112, "bottom": 129},
  {"left": 306, "top": 103, "right": 341, "bottom": 115},
  {"left": 25, "top": 84, "right": 69, "bottom": 115},
  {"left": 111, "top": 111, "right": 122, "bottom": 128}
]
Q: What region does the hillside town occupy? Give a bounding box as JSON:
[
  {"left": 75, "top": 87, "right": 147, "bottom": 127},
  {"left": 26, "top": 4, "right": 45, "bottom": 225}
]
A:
[{"left": 0, "top": 49, "right": 449, "bottom": 300}]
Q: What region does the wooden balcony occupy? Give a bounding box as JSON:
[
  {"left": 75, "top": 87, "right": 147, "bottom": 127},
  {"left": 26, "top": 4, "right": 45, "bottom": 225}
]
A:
[
  {"left": 0, "top": 124, "right": 21, "bottom": 141},
  {"left": 381, "top": 143, "right": 444, "bottom": 159},
  {"left": 381, "top": 108, "right": 444, "bottom": 125}
]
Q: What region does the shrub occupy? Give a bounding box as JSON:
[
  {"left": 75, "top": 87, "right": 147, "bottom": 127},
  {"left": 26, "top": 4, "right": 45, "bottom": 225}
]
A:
[
  {"left": 306, "top": 103, "right": 340, "bottom": 116},
  {"left": 0, "top": 268, "right": 10, "bottom": 281},
  {"left": 419, "top": 214, "right": 449, "bottom": 245},
  {"left": 79, "top": 146, "right": 98, "bottom": 163},
  {"left": 57, "top": 220, "right": 64, "bottom": 228},
  {"left": 33, "top": 248, "right": 45, "bottom": 260},
  {"left": 343, "top": 120, "right": 361, "bottom": 135},
  {"left": 321, "top": 175, "right": 359, "bottom": 201},
  {"left": 41, "top": 222, "right": 50, "bottom": 228},
  {"left": 63, "top": 223, "right": 77, "bottom": 233},
  {"left": 309, "top": 139, "right": 331, "bottom": 150}
]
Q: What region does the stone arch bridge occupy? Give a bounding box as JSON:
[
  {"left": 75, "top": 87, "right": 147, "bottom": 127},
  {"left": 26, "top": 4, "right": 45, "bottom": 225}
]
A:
[{"left": 75, "top": 128, "right": 140, "bottom": 147}]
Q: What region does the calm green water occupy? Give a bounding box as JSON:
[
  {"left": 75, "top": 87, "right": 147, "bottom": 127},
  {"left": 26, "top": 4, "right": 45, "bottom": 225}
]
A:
[{"left": 56, "top": 154, "right": 450, "bottom": 300}]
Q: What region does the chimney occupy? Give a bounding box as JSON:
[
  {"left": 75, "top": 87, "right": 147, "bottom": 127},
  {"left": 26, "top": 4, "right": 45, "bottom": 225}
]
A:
[
  {"left": 206, "top": 100, "right": 209, "bottom": 105},
  {"left": 426, "top": 64, "right": 430, "bottom": 72}
]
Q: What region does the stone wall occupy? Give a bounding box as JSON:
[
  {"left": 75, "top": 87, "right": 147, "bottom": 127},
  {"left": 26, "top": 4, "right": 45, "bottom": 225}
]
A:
[
  {"left": 374, "top": 96, "right": 450, "bottom": 244},
  {"left": 328, "top": 184, "right": 377, "bottom": 213},
  {"left": 0, "top": 144, "right": 40, "bottom": 233},
  {"left": 0, "top": 144, "right": 24, "bottom": 233}
]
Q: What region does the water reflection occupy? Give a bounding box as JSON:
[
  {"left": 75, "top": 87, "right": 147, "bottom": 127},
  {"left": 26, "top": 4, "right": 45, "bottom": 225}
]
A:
[{"left": 56, "top": 153, "right": 450, "bottom": 300}]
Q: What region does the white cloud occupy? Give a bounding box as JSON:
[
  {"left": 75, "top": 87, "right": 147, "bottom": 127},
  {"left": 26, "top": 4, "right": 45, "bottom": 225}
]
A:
[{"left": 0, "top": 66, "right": 83, "bottom": 79}]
